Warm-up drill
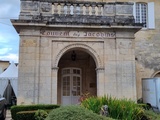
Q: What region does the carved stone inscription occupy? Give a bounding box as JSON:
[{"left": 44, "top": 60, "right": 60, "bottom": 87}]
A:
[{"left": 41, "top": 30, "right": 116, "bottom": 38}]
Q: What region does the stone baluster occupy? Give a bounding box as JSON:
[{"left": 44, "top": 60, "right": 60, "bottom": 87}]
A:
[
  {"left": 85, "top": 4, "right": 90, "bottom": 15},
  {"left": 67, "top": 3, "right": 71, "bottom": 15},
  {"left": 79, "top": 3, "right": 84, "bottom": 15},
  {"left": 97, "top": 4, "right": 102, "bottom": 16},
  {"left": 60, "top": 3, "right": 65, "bottom": 14},
  {"left": 73, "top": 3, "right": 77, "bottom": 15},
  {"left": 91, "top": 3, "right": 96, "bottom": 15},
  {"left": 54, "top": 3, "right": 58, "bottom": 14}
]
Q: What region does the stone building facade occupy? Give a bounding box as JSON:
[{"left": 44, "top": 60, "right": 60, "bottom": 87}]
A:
[
  {"left": 12, "top": 0, "right": 159, "bottom": 105},
  {"left": 0, "top": 60, "right": 10, "bottom": 74}
]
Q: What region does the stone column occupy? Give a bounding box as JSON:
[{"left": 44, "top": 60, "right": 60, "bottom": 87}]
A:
[
  {"left": 51, "top": 67, "right": 59, "bottom": 104},
  {"left": 85, "top": 4, "right": 90, "bottom": 15},
  {"left": 73, "top": 3, "right": 77, "bottom": 15},
  {"left": 79, "top": 4, "right": 84, "bottom": 15},
  {"left": 97, "top": 4, "right": 102, "bottom": 16},
  {"left": 67, "top": 3, "right": 71, "bottom": 15},
  {"left": 91, "top": 4, "right": 96, "bottom": 15},
  {"left": 96, "top": 67, "right": 105, "bottom": 96},
  {"left": 54, "top": 3, "right": 58, "bottom": 14},
  {"left": 60, "top": 3, "right": 65, "bottom": 14}
]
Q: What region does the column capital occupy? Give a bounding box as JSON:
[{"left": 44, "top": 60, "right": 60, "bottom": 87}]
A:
[
  {"left": 52, "top": 67, "right": 59, "bottom": 71},
  {"left": 96, "top": 67, "right": 105, "bottom": 71}
]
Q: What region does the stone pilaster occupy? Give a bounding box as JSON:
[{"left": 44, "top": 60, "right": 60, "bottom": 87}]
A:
[
  {"left": 51, "top": 67, "right": 59, "bottom": 104},
  {"left": 96, "top": 67, "right": 105, "bottom": 96}
]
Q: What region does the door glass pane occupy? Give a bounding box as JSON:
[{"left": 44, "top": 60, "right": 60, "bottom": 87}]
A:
[
  {"left": 63, "top": 69, "right": 70, "bottom": 75},
  {"left": 72, "top": 76, "right": 81, "bottom": 96},
  {"left": 62, "top": 76, "right": 70, "bottom": 96},
  {"left": 73, "top": 69, "right": 76, "bottom": 74},
  {"left": 77, "top": 91, "right": 80, "bottom": 95},
  {"left": 77, "top": 70, "right": 80, "bottom": 74},
  {"left": 67, "top": 69, "right": 70, "bottom": 74}
]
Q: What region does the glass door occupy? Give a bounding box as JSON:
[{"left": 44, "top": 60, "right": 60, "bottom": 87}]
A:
[{"left": 61, "top": 68, "right": 81, "bottom": 105}]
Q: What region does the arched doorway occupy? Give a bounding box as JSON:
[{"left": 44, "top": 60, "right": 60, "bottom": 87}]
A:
[
  {"left": 57, "top": 49, "right": 97, "bottom": 105},
  {"left": 153, "top": 72, "right": 160, "bottom": 77}
]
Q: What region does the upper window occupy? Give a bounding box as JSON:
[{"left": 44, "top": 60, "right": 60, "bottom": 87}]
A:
[
  {"left": 135, "top": 3, "right": 147, "bottom": 27},
  {"left": 133, "top": 2, "right": 155, "bottom": 29}
]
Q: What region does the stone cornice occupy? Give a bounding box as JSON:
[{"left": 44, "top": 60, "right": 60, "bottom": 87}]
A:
[
  {"left": 11, "top": 15, "right": 142, "bottom": 26},
  {"left": 20, "top": 0, "right": 133, "bottom": 5}
]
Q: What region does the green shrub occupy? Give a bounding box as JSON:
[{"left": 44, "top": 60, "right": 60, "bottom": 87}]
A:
[
  {"left": 45, "top": 105, "right": 114, "bottom": 120},
  {"left": 16, "top": 111, "right": 36, "bottom": 120},
  {"left": 81, "top": 96, "right": 145, "bottom": 120},
  {"left": 11, "top": 104, "right": 60, "bottom": 120},
  {"left": 80, "top": 96, "right": 101, "bottom": 114},
  {"left": 34, "top": 109, "right": 48, "bottom": 120}
]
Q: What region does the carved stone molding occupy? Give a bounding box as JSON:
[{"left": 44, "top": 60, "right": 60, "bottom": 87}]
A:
[
  {"left": 40, "top": 2, "right": 52, "bottom": 13},
  {"left": 21, "top": 39, "right": 37, "bottom": 47},
  {"left": 21, "top": 1, "right": 39, "bottom": 12},
  {"left": 96, "top": 67, "right": 105, "bottom": 73},
  {"left": 54, "top": 43, "right": 103, "bottom": 68},
  {"left": 52, "top": 67, "right": 59, "bottom": 71}
]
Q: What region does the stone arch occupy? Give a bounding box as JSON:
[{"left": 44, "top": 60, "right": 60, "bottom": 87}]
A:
[
  {"left": 54, "top": 43, "right": 103, "bottom": 69},
  {"left": 151, "top": 71, "right": 160, "bottom": 77}
]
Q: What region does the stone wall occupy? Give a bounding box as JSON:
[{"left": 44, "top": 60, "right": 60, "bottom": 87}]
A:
[
  {"left": 12, "top": 0, "right": 143, "bottom": 104},
  {"left": 0, "top": 61, "right": 9, "bottom": 74},
  {"left": 19, "top": 0, "right": 135, "bottom": 26},
  {"left": 115, "top": 0, "right": 160, "bottom": 99}
]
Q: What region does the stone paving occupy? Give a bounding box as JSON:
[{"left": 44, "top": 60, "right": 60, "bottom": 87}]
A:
[{"left": 5, "top": 110, "right": 12, "bottom": 120}]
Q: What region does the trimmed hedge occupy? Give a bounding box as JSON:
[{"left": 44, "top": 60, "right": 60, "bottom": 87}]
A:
[
  {"left": 16, "top": 109, "right": 51, "bottom": 120},
  {"left": 17, "top": 111, "right": 36, "bottom": 120},
  {"left": 46, "top": 105, "right": 114, "bottom": 120},
  {"left": 11, "top": 104, "right": 60, "bottom": 120}
]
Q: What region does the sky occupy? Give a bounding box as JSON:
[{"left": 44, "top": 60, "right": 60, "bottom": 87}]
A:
[{"left": 0, "top": 0, "right": 20, "bottom": 63}]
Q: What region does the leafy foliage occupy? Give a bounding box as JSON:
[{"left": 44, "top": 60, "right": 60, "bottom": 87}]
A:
[
  {"left": 45, "top": 105, "right": 114, "bottom": 120},
  {"left": 81, "top": 96, "right": 145, "bottom": 120},
  {"left": 78, "top": 92, "right": 92, "bottom": 103},
  {"left": 143, "top": 110, "right": 160, "bottom": 120},
  {"left": 34, "top": 109, "right": 48, "bottom": 120}
]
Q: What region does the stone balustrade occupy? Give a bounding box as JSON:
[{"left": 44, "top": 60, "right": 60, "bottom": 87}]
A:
[{"left": 18, "top": 0, "right": 136, "bottom": 25}]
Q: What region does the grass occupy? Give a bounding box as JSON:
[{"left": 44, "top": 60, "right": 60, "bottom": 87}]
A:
[
  {"left": 143, "top": 110, "right": 160, "bottom": 120},
  {"left": 81, "top": 96, "right": 145, "bottom": 120}
]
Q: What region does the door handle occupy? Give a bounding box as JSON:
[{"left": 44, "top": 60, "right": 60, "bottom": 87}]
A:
[{"left": 72, "top": 90, "right": 76, "bottom": 95}]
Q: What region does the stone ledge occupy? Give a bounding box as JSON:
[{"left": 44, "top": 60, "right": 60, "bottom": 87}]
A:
[
  {"left": 19, "top": 14, "right": 136, "bottom": 26},
  {"left": 20, "top": 0, "right": 133, "bottom": 5}
]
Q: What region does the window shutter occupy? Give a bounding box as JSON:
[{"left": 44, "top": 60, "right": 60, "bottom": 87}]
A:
[
  {"left": 148, "top": 2, "right": 155, "bottom": 29},
  {"left": 133, "top": 2, "right": 136, "bottom": 21}
]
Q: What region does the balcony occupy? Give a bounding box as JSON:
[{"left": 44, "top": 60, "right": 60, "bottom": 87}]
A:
[{"left": 16, "top": 0, "right": 140, "bottom": 26}]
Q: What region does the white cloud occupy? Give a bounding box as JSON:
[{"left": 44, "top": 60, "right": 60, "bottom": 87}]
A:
[
  {"left": 0, "top": 53, "right": 18, "bottom": 63},
  {"left": 0, "top": 0, "right": 20, "bottom": 63},
  {"left": 0, "top": 48, "right": 12, "bottom": 55}
]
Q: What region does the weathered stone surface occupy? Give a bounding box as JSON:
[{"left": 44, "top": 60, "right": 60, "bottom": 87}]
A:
[
  {"left": 21, "top": 1, "right": 39, "bottom": 12},
  {"left": 104, "top": 4, "right": 115, "bottom": 15},
  {"left": 40, "top": 2, "right": 52, "bottom": 14},
  {"left": 19, "top": 0, "right": 135, "bottom": 26},
  {"left": 12, "top": 0, "right": 143, "bottom": 105},
  {"left": 116, "top": 4, "right": 133, "bottom": 15}
]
